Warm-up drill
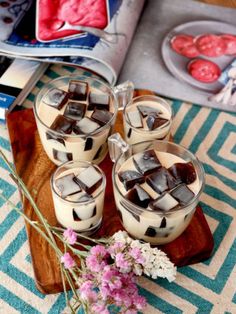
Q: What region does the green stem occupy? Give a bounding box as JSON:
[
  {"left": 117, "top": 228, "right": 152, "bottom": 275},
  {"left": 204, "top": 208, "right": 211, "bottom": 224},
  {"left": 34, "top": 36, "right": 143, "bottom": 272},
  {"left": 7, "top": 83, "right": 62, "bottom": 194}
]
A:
[
  {"left": 52, "top": 231, "right": 89, "bottom": 259},
  {"left": 51, "top": 226, "right": 109, "bottom": 245},
  {"left": 0, "top": 194, "right": 62, "bottom": 256},
  {"left": 0, "top": 150, "right": 57, "bottom": 247}
]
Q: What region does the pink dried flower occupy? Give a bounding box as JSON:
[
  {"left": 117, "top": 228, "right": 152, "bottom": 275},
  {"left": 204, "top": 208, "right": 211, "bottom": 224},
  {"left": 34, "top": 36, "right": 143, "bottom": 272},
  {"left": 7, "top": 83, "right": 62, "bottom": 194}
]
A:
[
  {"left": 86, "top": 245, "right": 109, "bottom": 272},
  {"left": 60, "top": 252, "right": 75, "bottom": 269},
  {"left": 102, "top": 265, "right": 122, "bottom": 291},
  {"left": 63, "top": 228, "right": 77, "bottom": 245},
  {"left": 129, "top": 247, "right": 145, "bottom": 264},
  {"left": 115, "top": 252, "right": 131, "bottom": 272},
  {"left": 91, "top": 303, "right": 109, "bottom": 314},
  {"left": 79, "top": 280, "right": 97, "bottom": 303},
  {"left": 108, "top": 241, "right": 124, "bottom": 256}
]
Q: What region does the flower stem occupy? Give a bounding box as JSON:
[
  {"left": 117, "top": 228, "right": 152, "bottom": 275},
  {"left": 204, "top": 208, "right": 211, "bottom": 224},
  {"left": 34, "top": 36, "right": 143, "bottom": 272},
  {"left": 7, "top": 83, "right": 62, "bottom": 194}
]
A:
[{"left": 0, "top": 150, "right": 57, "bottom": 248}]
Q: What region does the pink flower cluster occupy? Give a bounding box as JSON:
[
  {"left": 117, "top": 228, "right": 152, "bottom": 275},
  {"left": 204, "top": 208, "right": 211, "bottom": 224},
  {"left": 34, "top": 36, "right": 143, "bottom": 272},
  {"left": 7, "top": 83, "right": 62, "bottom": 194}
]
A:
[{"left": 79, "top": 243, "right": 147, "bottom": 313}]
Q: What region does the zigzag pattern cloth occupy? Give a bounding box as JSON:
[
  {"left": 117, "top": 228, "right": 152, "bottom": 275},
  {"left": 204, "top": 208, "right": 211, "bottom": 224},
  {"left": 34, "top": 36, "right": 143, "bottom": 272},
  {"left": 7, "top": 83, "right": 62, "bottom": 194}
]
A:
[{"left": 0, "top": 64, "right": 235, "bottom": 313}]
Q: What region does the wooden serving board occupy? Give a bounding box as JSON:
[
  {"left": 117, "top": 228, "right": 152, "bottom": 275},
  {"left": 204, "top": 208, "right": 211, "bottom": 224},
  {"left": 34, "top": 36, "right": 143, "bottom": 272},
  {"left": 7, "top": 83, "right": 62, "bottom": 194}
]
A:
[{"left": 7, "top": 90, "right": 214, "bottom": 294}]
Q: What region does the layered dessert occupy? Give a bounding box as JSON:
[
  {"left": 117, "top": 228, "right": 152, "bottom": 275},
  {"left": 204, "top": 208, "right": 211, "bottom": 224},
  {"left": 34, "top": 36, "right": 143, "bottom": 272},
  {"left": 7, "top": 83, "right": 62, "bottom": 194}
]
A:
[
  {"left": 123, "top": 96, "right": 172, "bottom": 146},
  {"left": 34, "top": 76, "right": 117, "bottom": 165},
  {"left": 51, "top": 161, "right": 106, "bottom": 232},
  {"left": 113, "top": 147, "right": 203, "bottom": 245}
]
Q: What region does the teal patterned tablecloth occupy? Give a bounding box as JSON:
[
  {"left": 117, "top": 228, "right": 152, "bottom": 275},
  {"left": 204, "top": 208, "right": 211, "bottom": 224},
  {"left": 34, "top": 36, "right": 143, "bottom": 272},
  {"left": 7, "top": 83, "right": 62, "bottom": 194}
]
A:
[{"left": 0, "top": 64, "right": 236, "bottom": 313}]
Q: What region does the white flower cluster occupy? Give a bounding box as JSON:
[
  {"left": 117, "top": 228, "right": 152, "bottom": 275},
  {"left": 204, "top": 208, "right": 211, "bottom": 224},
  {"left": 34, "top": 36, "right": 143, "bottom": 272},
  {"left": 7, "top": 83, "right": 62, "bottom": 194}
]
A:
[{"left": 112, "top": 231, "right": 177, "bottom": 282}]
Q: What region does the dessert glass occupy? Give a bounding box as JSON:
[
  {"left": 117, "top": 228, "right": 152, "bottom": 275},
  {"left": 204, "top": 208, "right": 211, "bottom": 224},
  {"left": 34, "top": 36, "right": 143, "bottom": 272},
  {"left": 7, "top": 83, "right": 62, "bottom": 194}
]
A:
[
  {"left": 109, "top": 135, "right": 205, "bottom": 245},
  {"left": 34, "top": 75, "right": 119, "bottom": 166},
  {"left": 51, "top": 160, "right": 106, "bottom": 233},
  {"left": 123, "top": 95, "right": 173, "bottom": 146}
]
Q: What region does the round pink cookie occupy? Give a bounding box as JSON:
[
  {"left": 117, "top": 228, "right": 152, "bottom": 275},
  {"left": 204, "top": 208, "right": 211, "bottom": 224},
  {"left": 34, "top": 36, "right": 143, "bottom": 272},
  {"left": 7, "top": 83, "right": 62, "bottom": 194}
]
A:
[{"left": 187, "top": 58, "right": 221, "bottom": 83}]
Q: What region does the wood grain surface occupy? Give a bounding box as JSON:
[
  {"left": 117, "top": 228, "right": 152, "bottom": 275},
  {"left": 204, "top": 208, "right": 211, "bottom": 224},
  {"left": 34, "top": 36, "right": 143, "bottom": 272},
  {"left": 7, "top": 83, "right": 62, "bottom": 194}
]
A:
[{"left": 7, "top": 90, "right": 214, "bottom": 294}]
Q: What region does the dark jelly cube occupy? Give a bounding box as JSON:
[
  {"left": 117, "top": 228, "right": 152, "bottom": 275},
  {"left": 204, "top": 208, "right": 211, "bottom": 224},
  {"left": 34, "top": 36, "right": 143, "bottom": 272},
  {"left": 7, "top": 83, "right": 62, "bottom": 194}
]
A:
[
  {"left": 74, "top": 166, "right": 102, "bottom": 194},
  {"left": 73, "top": 209, "right": 81, "bottom": 221},
  {"left": 64, "top": 101, "right": 86, "bottom": 121},
  {"left": 53, "top": 149, "right": 73, "bottom": 163},
  {"left": 91, "top": 109, "right": 113, "bottom": 125},
  {"left": 133, "top": 149, "right": 161, "bottom": 175},
  {"left": 125, "top": 184, "right": 151, "bottom": 208},
  {"left": 84, "top": 137, "right": 93, "bottom": 151},
  {"left": 146, "top": 114, "right": 169, "bottom": 131},
  {"left": 88, "top": 92, "right": 110, "bottom": 110},
  {"left": 160, "top": 217, "right": 167, "bottom": 228},
  {"left": 127, "top": 128, "right": 132, "bottom": 138},
  {"left": 68, "top": 80, "right": 88, "bottom": 101},
  {"left": 43, "top": 88, "right": 69, "bottom": 110},
  {"left": 55, "top": 173, "right": 81, "bottom": 198},
  {"left": 93, "top": 145, "right": 103, "bottom": 160},
  {"left": 50, "top": 114, "right": 75, "bottom": 134},
  {"left": 46, "top": 131, "right": 65, "bottom": 146},
  {"left": 150, "top": 193, "right": 178, "bottom": 212},
  {"left": 146, "top": 167, "right": 178, "bottom": 194},
  {"left": 168, "top": 162, "right": 197, "bottom": 185},
  {"left": 170, "top": 184, "right": 195, "bottom": 205},
  {"left": 137, "top": 105, "right": 161, "bottom": 117},
  {"left": 118, "top": 170, "right": 145, "bottom": 191},
  {"left": 145, "top": 227, "right": 156, "bottom": 237},
  {"left": 73, "top": 117, "right": 100, "bottom": 135}
]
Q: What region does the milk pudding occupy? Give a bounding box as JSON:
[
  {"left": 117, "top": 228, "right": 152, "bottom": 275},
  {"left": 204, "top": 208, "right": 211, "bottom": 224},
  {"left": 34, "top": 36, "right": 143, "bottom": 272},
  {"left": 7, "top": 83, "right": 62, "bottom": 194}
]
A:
[
  {"left": 51, "top": 161, "right": 106, "bottom": 233},
  {"left": 34, "top": 76, "right": 117, "bottom": 165},
  {"left": 123, "top": 95, "right": 173, "bottom": 146},
  {"left": 113, "top": 143, "right": 205, "bottom": 245}
]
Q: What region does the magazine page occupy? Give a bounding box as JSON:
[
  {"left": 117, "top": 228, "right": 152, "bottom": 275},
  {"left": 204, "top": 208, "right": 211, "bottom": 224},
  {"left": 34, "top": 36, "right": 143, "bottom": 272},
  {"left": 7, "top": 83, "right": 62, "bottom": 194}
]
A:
[{"left": 0, "top": 0, "right": 145, "bottom": 84}]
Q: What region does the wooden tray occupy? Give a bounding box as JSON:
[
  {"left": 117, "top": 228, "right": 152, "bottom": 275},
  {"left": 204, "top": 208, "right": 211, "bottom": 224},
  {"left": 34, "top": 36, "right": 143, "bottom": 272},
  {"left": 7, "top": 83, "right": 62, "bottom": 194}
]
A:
[{"left": 7, "top": 91, "right": 214, "bottom": 294}]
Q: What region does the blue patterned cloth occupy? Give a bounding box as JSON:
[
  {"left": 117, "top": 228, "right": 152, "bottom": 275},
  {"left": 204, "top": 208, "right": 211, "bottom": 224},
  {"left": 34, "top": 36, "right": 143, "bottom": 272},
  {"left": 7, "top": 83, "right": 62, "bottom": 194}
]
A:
[{"left": 0, "top": 64, "right": 236, "bottom": 313}]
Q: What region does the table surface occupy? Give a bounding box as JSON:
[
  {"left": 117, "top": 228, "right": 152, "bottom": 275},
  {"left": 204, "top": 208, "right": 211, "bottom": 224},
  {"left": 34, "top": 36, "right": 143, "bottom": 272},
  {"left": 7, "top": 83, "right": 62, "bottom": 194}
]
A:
[{"left": 0, "top": 1, "right": 236, "bottom": 314}]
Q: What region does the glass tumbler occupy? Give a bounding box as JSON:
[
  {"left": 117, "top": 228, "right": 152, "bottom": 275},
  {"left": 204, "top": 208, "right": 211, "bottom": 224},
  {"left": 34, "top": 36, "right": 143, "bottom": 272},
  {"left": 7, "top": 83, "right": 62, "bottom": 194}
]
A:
[{"left": 51, "top": 160, "right": 106, "bottom": 234}]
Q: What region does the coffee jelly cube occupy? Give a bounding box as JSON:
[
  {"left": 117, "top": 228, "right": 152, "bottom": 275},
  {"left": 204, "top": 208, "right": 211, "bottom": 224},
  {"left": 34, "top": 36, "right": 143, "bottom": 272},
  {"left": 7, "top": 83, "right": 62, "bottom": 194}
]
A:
[
  {"left": 137, "top": 105, "right": 161, "bottom": 117},
  {"left": 73, "top": 117, "right": 100, "bottom": 134},
  {"left": 127, "top": 110, "right": 143, "bottom": 128},
  {"left": 146, "top": 167, "right": 178, "bottom": 194},
  {"left": 53, "top": 149, "right": 73, "bottom": 163},
  {"left": 170, "top": 184, "right": 195, "bottom": 205},
  {"left": 74, "top": 166, "right": 102, "bottom": 194},
  {"left": 68, "top": 80, "right": 88, "bottom": 101},
  {"left": 118, "top": 170, "right": 145, "bottom": 191},
  {"left": 168, "top": 162, "right": 197, "bottom": 185},
  {"left": 88, "top": 92, "right": 110, "bottom": 110},
  {"left": 50, "top": 114, "right": 75, "bottom": 134},
  {"left": 46, "top": 131, "right": 65, "bottom": 146},
  {"left": 146, "top": 114, "right": 168, "bottom": 131},
  {"left": 73, "top": 204, "right": 96, "bottom": 221},
  {"left": 150, "top": 193, "right": 178, "bottom": 212},
  {"left": 64, "top": 101, "right": 86, "bottom": 121},
  {"left": 91, "top": 109, "right": 113, "bottom": 125},
  {"left": 55, "top": 173, "right": 81, "bottom": 198},
  {"left": 43, "top": 88, "right": 69, "bottom": 110},
  {"left": 133, "top": 149, "right": 161, "bottom": 175},
  {"left": 66, "top": 191, "right": 93, "bottom": 202},
  {"left": 125, "top": 184, "right": 151, "bottom": 208}
]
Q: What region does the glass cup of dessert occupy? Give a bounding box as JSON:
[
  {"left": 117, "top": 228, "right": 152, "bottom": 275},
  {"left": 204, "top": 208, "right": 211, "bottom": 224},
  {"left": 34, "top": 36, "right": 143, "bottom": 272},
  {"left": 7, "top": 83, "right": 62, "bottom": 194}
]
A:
[
  {"left": 51, "top": 160, "right": 106, "bottom": 233},
  {"left": 123, "top": 95, "right": 173, "bottom": 145},
  {"left": 108, "top": 134, "right": 205, "bottom": 245},
  {"left": 34, "top": 75, "right": 123, "bottom": 165}
]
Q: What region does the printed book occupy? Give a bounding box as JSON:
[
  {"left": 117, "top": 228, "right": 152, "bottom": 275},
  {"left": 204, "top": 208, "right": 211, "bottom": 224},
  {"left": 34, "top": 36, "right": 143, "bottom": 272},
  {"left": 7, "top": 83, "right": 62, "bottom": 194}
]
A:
[{"left": 0, "top": 56, "right": 48, "bottom": 121}]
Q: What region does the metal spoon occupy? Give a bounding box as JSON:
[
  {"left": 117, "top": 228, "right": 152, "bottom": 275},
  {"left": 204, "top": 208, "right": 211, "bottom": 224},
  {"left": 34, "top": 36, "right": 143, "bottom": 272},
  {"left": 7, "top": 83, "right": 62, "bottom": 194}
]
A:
[{"left": 56, "top": 21, "right": 118, "bottom": 43}]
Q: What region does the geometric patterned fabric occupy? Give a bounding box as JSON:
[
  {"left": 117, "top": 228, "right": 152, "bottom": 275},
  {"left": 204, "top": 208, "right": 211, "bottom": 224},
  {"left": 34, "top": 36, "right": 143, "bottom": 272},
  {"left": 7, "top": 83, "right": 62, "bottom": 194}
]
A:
[{"left": 0, "top": 64, "right": 235, "bottom": 313}]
